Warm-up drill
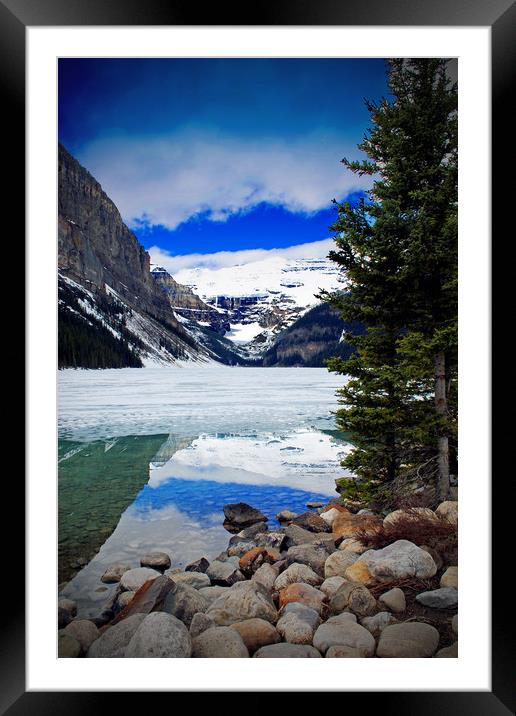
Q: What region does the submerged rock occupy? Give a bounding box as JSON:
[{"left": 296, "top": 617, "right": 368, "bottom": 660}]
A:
[
  {"left": 222, "top": 503, "right": 268, "bottom": 532},
  {"left": 101, "top": 563, "right": 132, "bottom": 584}
]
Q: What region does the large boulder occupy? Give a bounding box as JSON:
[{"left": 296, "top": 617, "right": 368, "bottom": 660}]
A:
[
  {"left": 206, "top": 560, "right": 245, "bottom": 587},
  {"left": 290, "top": 512, "right": 331, "bottom": 533},
  {"left": 87, "top": 614, "right": 146, "bottom": 657},
  {"left": 339, "top": 538, "right": 369, "bottom": 555},
  {"left": 284, "top": 525, "right": 336, "bottom": 550},
  {"left": 278, "top": 583, "right": 326, "bottom": 615},
  {"left": 63, "top": 620, "right": 99, "bottom": 654},
  {"left": 329, "top": 582, "right": 377, "bottom": 618},
  {"left": 435, "top": 500, "right": 458, "bottom": 525},
  {"left": 320, "top": 576, "right": 348, "bottom": 599},
  {"left": 162, "top": 582, "right": 208, "bottom": 627},
  {"left": 313, "top": 622, "right": 375, "bottom": 656},
  {"left": 113, "top": 575, "right": 174, "bottom": 622},
  {"left": 276, "top": 602, "right": 321, "bottom": 645},
  {"left": 58, "top": 631, "right": 81, "bottom": 658},
  {"left": 140, "top": 552, "right": 171, "bottom": 572},
  {"left": 198, "top": 586, "right": 230, "bottom": 605},
  {"left": 254, "top": 643, "right": 322, "bottom": 658},
  {"left": 223, "top": 503, "right": 268, "bottom": 532},
  {"left": 285, "top": 544, "right": 330, "bottom": 576},
  {"left": 274, "top": 563, "right": 322, "bottom": 591},
  {"left": 345, "top": 540, "right": 438, "bottom": 586},
  {"left": 192, "top": 626, "right": 249, "bottom": 658},
  {"left": 207, "top": 581, "right": 278, "bottom": 626},
  {"left": 124, "top": 612, "right": 192, "bottom": 657},
  {"left": 119, "top": 567, "right": 161, "bottom": 593},
  {"left": 383, "top": 507, "right": 438, "bottom": 529},
  {"left": 230, "top": 619, "right": 281, "bottom": 653},
  {"left": 251, "top": 563, "right": 279, "bottom": 592},
  {"left": 415, "top": 587, "right": 458, "bottom": 609},
  {"left": 324, "top": 550, "right": 359, "bottom": 579},
  {"left": 376, "top": 622, "right": 440, "bottom": 658},
  {"left": 332, "top": 512, "right": 383, "bottom": 539}
]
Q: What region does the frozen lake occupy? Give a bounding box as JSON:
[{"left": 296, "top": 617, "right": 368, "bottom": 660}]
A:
[{"left": 58, "top": 367, "right": 351, "bottom": 616}]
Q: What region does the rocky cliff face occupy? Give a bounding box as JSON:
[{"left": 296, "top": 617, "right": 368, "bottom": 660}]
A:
[{"left": 58, "top": 145, "right": 248, "bottom": 368}]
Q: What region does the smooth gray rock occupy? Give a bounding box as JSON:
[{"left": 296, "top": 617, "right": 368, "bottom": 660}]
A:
[
  {"left": 206, "top": 560, "right": 245, "bottom": 586},
  {"left": 416, "top": 587, "right": 458, "bottom": 609},
  {"left": 87, "top": 614, "right": 146, "bottom": 657},
  {"left": 119, "top": 567, "right": 161, "bottom": 592},
  {"left": 378, "top": 587, "right": 406, "bottom": 613},
  {"left": 100, "top": 563, "right": 132, "bottom": 584},
  {"left": 189, "top": 612, "right": 216, "bottom": 639},
  {"left": 284, "top": 525, "right": 336, "bottom": 550},
  {"left": 162, "top": 582, "right": 208, "bottom": 627},
  {"left": 320, "top": 576, "right": 348, "bottom": 599},
  {"left": 285, "top": 544, "right": 330, "bottom": 576},
  {"left": 377, "top": 622, "right": 440, "bottom": 658},
  {"left": 198, "top": 586, "right": 231, "bottom": 604},
  {"left": 140, "top": 552, "right": 171, "bottom": 571},
  {"left": 276, "top": 602, "right": 321, "bottom": 645},
  {"left": 167, "top": 571, "right": 210, "bottom": 589},
  {"left": 192, "top": 626, "right": 249, "bottom": 658},
  {"left": 324, "top": 550, "right": 359, "bottom": 579},
  {"left": 313, "top": 622, "right": 375, "bottom": 656},
  {"left": 207, "top": 581, "right": 278, "bottom": 626},
  {"left": 251, "top": 563, "right": 279, "bottom": 592},
  {"left": 350, "top": 540, "right": 438, "bottom": 583},
  {"left": 325, "top": 613, "right": 357, "bottom": 625},
  {"left": 254, "top": 643, "right": 322, "bottom": 658},
  {"left": 58, "top": 631, "right": 81, "bottom": 658},
  {"left": 64, "top": 620, "right": 99, "bottom": 653},
  {"left": 124, "top": 612, "right": 192, "bottom": 658},
  {"left": 274, "top": 563, "right": 322, "bottom": 591}
]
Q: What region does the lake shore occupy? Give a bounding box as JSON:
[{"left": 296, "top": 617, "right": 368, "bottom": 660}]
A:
[{"left": 58, "top": 497, "right": 458, "bottom": 658}]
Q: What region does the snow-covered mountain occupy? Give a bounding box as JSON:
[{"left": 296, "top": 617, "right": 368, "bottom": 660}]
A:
[{"left": 173, "top": 255, "right": 346, "bottom": 355}]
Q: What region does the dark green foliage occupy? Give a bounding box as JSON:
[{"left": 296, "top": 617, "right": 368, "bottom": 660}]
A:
[
  {"left": 58, "top": 280, "right": 143, "bottom": 369},
  {"left": 262, "top": 302, "right": 365, "bottom": 367},
  {"left": 322, "top": 59, "right": 458, "bottom": 500}
]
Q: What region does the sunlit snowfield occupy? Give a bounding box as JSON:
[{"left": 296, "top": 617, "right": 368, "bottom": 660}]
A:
[{"left": 58, "top": 367, "right": 351, "bottom": 616}]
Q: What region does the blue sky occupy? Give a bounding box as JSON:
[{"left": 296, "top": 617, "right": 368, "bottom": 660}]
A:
[{"left": 59, "top": 58, "right": 387, "bottom": 264}]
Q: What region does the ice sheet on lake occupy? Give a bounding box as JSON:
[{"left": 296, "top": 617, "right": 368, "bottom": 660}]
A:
[
  {"left": 58, "top": 366, "right": 344, "bottom": 441},
  {"left": 150, "top": 429, "right": 350, "bottom": 495}
]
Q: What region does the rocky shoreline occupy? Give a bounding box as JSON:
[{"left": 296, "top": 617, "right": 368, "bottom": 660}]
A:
[{"left": 58, "top": 499, "right": 458, "bottom": 658}]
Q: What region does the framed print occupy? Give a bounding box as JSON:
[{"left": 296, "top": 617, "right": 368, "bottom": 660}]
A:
[{"left": 3, "top": 0, "right": 509, "bottom": 710}]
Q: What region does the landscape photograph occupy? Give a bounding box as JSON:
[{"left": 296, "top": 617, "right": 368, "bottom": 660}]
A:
[{"left": 57, "top": 57, "right": 458, "bottom": 660}]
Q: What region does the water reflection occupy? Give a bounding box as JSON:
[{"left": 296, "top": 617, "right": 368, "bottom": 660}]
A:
[{"left": 59, "top": 428, "right": 350, "bottom": 616}]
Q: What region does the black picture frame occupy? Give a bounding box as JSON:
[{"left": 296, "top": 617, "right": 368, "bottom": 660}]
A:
[{"left": 5, "top": 0, "right": 508, "bottom": 711}]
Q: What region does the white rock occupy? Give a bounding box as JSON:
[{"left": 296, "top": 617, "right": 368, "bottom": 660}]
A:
[
  {"left": 320, "top": 576, "right": 348, "bottom": 599},
  {"left": 320, "top": 508, "right": 341, "bottom": 527},
  {"left": 274, "top": 563, "right": 322, "bottom": 591},
  {"left": 350, "top": 540, "right": 437, "bottom": 583},
  {"left": 207, "top": 581, "right": 278, "bottom": 626},
  {"left": 324, "top": 550, "right": 359, "bottom": 578},
  {"left": 276, "top": 603, "right": 321, "bottom": 645}
]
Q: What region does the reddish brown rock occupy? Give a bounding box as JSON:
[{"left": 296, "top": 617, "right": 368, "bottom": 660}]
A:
[
  {"left": 111, "top": 575, "right": 174, "bottom": 624},
  {"left": 332, "top": 512, "right": 383, "bottom": 539}
]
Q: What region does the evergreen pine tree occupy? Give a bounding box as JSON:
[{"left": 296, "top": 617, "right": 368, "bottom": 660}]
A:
[{"left": 322, "top": 58, "right": 458, "bottom": 503}]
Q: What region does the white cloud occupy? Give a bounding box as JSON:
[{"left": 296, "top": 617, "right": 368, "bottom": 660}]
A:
[
  {"left": 77, "top": 129, "right": 371, "bottom": 230},
  {"left": 148, "top": 237, "right": 335, "bottom": 274}
]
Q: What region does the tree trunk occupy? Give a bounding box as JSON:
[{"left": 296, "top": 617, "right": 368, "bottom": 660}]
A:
[{"left": 434, "top": 351, "right": 449, "bottom": 501}]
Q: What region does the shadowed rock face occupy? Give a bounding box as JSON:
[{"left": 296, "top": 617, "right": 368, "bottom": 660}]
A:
[{"left": 58, "top": 144, "right": 175, "bottom": 326}]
